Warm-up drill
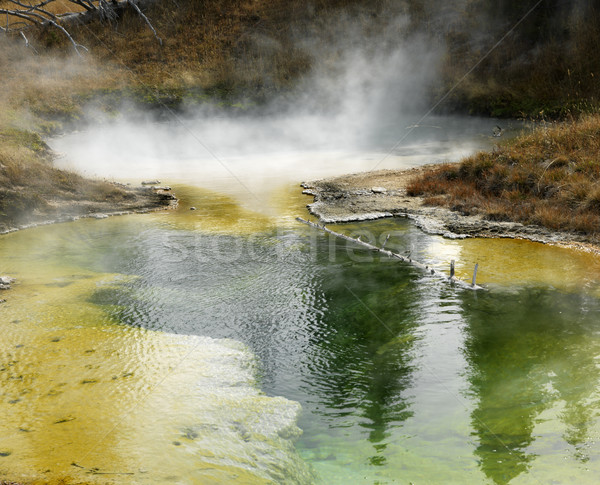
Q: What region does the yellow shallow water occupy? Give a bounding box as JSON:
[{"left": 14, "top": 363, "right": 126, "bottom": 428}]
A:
[
  {"left": 424, "top": 237, "right": 600, "bottom": 295},
  {"left": 2, "top": 182, "right": 600, "bottom": 483},
  {"left": 141, "top": 183, "right": 312, "bottom": 235},
  {"left": 0, "top": 206, "right": 310, "bottom": 484},
  {"left": 1, "top": 283, "right": 305, "bottom": 484}
]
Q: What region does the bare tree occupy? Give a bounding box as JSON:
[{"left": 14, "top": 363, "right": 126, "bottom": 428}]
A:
[{"left": 0, "top": 0, "right": 162, "bottom": 55}]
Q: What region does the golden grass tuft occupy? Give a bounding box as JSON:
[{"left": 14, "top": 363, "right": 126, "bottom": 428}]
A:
[{"left": 407, "top": 115, "right": 600, "bottom": 239}]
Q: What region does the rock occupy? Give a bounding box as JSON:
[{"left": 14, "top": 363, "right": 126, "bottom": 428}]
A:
[
  {"left": 189, "top": 207, "right": 197, "bottom": 211},
  {"left": 156, "top": 192, "right": 177, "bottom": 201},
  {"left": 152, "top": 186, "right": 172, "bottom": 191},
  {"left": 141, "top": 180, "right": 161, "bottom": 185},
  {"left": 0, "top": 276, "right": 15, "bottom": 291},
  {"left": 91, "top": 213, "right": 109, "bottom": 219},
  {"left": 371, "top": 186, "right": 387, "bottom": 194}
]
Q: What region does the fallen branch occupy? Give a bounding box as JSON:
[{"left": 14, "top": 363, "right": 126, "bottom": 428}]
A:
[
  {"left": 127, "top": 0, "right": 162, "bottom": 45},
  {"left": 0, "top": 0, "right": 161, "bottom": 54},
  {"left": 296, "top": 217, "right": 484, "bottom": 290}
]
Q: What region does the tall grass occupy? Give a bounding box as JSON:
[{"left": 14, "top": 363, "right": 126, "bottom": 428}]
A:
[
  {"left": 438, "top": 2, "right": 600, "bottom": 117},
  {"left": 3, "top": 0, "right": 599, "bottom": 116},
  {"left": 407, "top": 115, "right": 600, "bottom": 238}
]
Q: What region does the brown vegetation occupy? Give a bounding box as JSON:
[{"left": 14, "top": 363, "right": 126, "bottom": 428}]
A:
[
  {"left": 3, "top": 0, "right": 599, "bottom": 116},
  {"left": 407, "top": 115, "right": 600, "bottom": 238},
  {"left": 435, "top": 1, "right": 600, "bottom": 117},
  {"left": 1, "top": 0, "right": 600, "bottom": 231},
  {"left": 0, "top": 125, "right": 167, "bottom": 231}
]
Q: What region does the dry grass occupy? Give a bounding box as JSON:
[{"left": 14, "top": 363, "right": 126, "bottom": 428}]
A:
[
  {"left": 407, "top": 115, "right": 600, "bottom": 238},
  {"left": 0, "top": 127, "right": 137, "bottom": 227},
  {"left": 438, "top": 3, "right": 600, "bottom": 117},
  {"left": 4, "top": 0, "right": 401, "bottom": 95},
  {"left": 2, "top": 0, "right": 600, "bottom": 230},
  {"left": 2, "top": 0, "right": 599, "bottom": 117}
]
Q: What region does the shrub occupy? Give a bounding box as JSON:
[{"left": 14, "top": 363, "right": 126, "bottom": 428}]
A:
[{"left": 406, "top": 115, "right": 600, "bottom": 239}]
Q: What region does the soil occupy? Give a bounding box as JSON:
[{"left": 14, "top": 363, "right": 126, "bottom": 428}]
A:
[
  {"left": 302, "top": 165, "right": 600, "bottom": 254},
  {"left": 0, "top": 184, "right": 178, "bottom": 235}
]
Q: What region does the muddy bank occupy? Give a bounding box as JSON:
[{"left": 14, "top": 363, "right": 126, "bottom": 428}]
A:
[
  {"left": 302, "top": 167, "right": 600, "bottom": 253},
  {"left": 0, "top": 184, "right": 177, "bottom": 235}
]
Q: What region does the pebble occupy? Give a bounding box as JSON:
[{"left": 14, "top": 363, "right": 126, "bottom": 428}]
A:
[
  {"left": 371, "top": 186, "right": 387, "bottom": 194},
  {"left": 0, "top": 276, "right": 15, "bottom": 286},
  {"left": 0, "top": 276, "right": 15, "bottom": 293}
]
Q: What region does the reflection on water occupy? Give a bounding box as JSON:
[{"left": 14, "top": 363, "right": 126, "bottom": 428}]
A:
[
  {"left": 461, "top": 288, "right": 600, "bottom": 484},
  {"left": 2, "top": 183, "right": 600, "bottom": 483}
]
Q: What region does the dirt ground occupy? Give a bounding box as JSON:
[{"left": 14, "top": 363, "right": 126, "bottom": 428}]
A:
[
  {"left": 302, "top": 166, "right": 600, "bottom": 254},
  {"left": 0, "top": 185, "right": 177, "bottom": 235}
]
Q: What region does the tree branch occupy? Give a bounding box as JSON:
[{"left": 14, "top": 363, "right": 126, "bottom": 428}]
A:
[
  {"left": 1, "top": 0, "right": 162, "bottom": 54},
  {"left": 0, "top": 8, "right": 50, "bottom": 26},
  {"left": 45, "top": 16, "right": 89, "bottom": 55},
  {"left": 126, "top": 0, "right": 162, "bottom": 46}
]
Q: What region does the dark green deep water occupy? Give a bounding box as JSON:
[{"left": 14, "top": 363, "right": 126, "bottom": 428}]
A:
[
  {"left": 15, "top": 114, "right": 595, "bottom": 482},
  {"left": 8, "top": 212, "right": 596, "bottom": 484}
]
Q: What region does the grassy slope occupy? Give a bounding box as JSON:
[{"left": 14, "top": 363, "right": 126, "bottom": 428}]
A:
[
  {"left": 407, "top": 115, "right": 600, "bottom": 240},
  {"left": 1, "top": 0, "right": 600, "bottom": 235},
  {"left": 0, "top": 41, "right": 165, "bottom": 231},
  {"left": 0, "top": 125, "right": 167, "bottom": 231},
  {"left": 3, "top": 0, "right": 599, "bottom": 113},
  {"left": 434, "top": 1, "right": 600, "bottom": 118},
  {"left": 0, "top": 0, "right": 408, "bottom": 231}
]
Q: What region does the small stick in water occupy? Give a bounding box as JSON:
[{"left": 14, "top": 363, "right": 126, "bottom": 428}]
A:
[
  {"left": 472, "top": 263, "right": 479, "bottom": 287},
  {"left": 382, "top": 234, "right": 390, "bottom": 249},
  {"left": 450, "top": 260, "right": 455, "bottom": 279}
]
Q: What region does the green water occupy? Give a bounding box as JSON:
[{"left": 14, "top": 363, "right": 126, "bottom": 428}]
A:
[{"left": 1, "top": 188, "right": 600, "bottom": 484}]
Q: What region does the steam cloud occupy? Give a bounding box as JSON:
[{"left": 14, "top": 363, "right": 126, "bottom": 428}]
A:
[{"left": 48, "top": 8, "right": 503, "bottom": 197}]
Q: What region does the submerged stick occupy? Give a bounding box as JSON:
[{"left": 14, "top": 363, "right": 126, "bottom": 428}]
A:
[
  {"left": 472, "top": 263, "right": 479, "bottom": 287},
  {"left": 296, "top": 217, "right": 484, "bottom": 291},
  {"left": 71, "top": 462, "right": 134, "bottom": 475},
  {"left": 382, "top": 233, "right": 390, "bottom": 249}
]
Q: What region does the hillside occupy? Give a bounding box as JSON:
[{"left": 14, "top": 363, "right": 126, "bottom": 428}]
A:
[
  {"left": 3, "top": 0, "right": 599, "bottom": 116},
  {"left": 1, "top": 0, "right": 599, "bottom": 232}
]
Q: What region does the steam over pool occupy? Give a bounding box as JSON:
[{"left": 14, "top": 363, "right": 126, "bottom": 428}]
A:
[{"left": 51, "top": 113, "right": 516, "bottom": 209}]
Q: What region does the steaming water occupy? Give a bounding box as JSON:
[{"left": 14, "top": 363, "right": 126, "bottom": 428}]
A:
[
  {"left": 2, "top": 115, "right": 600, "bottom": 484},
  {"left": 50, "top": 114, "right": 520, "bottom": 209}
]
